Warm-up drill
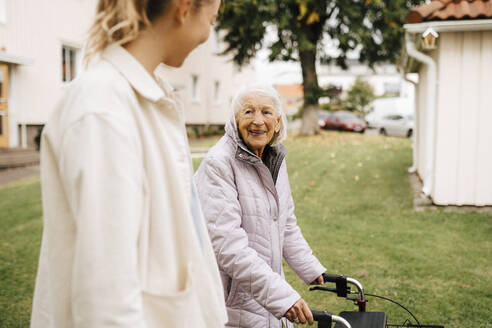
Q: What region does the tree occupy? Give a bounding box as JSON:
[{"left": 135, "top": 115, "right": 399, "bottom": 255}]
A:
[
  {"left": 343, "top": 76, "right": 375, "bottom": 113},
  {"left": 216, "top": 0, "right": 423, "bottom": 135}
]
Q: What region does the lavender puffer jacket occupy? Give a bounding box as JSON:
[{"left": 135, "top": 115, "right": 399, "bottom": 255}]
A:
[{"left": 195, "top": 122, "right": 326, "bottom": 328}]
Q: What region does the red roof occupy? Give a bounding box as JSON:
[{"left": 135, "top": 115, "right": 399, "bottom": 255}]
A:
[
  {"left": 274, "top": 84, "right": 303, "bottom": 97},
  {"left": 406, "top": 0, "right": 492, "bottom": 23}
]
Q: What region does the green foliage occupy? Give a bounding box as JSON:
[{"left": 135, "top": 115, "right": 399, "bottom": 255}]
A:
[
  {"left": 342, "top": 76, "right": 375, "bottom": 112},
  {"left": 187, "top": 125, "right": 225, "bottom": 139},
  {"left": 217, "top": 0, "right": 424, "bottom": 112},
  {"left": 217, "top": 0, "right": 423, "bottom": 67}
]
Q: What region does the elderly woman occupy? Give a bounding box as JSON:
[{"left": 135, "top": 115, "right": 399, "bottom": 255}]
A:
[{"left": 195, "top": 84, "right": 326, "bottom": 327}]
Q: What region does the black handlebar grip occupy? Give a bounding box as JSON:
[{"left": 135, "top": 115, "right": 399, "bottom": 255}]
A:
[
  {"left": 311, "top": 310, "right": 333, "bottom": 321},
  {"left": 322, "top": 273, "right": 344, "bottom": 283},
  {"left": 311, "top": 310, "right": 333, "bottom": 328},
  {"left": 322, "top": 273, "right": 349, "bottom": 297}
]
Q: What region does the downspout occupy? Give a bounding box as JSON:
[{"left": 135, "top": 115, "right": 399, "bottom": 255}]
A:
[
  {"left": 404, "top": 32, "right": 437, "bottom": 196},
  {"left": 401, "top": 71, "right": 418, "bottom": 174}
]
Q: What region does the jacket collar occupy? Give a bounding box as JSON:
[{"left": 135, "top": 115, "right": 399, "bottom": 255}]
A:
[
  {"left": 225, "top": 119, "right": 261, "bottom": 164},
  {"left": 101, "top": 44, "right": 168, "bottom": 103}
]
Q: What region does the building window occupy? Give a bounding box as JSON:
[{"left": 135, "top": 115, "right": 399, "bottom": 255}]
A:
[
  {"left": 214, "top": 80, "right": 220, "bottom": 103},
  {"left": 191, "top": 74, "right": 199, "bottom": 101},
  {"left": 0, "top": 0, "right": 7, "bottom": 24},
  {"left": 62, "top": 46, "right": 78, "bottom": 82},
  {"left": 383, "top": 82, "right": 400, "bottom": 96}
]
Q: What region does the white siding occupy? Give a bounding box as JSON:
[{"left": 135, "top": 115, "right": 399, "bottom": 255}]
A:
[
  {"left": 474, "top": 31, "right": 492, "bottom": 206},
  {"left": 432, "top": 31, "right": 492, "bottom": 206},
  {"left": 433, "top": 32, "right": 463, "bottom": 204}
]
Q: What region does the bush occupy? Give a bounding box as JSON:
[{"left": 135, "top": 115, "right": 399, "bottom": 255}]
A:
[
  {"left": 186, "top": 125, "right": 225, "bottom": 139},
  {"left": 342, "top": 76, "right": 375, "bottom": 112}
]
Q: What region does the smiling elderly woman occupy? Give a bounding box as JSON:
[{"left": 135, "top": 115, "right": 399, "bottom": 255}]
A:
[{"left": 195, "top": 84, "right": 326, "bottom": 328}]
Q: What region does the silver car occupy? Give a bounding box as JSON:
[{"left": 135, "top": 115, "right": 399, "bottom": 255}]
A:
[{"left": 378, "top": 114, "right": 414, "bottom": 138}]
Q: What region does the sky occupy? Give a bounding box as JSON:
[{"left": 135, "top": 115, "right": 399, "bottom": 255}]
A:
[{"left": 253, "top": 26, "right": 361, "bottom": 86}]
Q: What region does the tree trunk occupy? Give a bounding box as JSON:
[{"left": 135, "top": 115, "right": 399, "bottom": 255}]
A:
[{"left": 299, "top": 49, "right": 321, "bottom": 136}]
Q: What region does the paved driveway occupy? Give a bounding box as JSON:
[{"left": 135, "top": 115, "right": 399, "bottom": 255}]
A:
[{"left": 0, "top": 165, "right": 40, "bottom": 186}]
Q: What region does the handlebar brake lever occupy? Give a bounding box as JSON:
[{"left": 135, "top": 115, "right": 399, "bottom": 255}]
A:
[{"left": 309, "top": 286, "right": 338, "bottom": 293}]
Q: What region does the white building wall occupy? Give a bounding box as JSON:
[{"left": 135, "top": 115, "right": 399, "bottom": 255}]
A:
[
  {"left": 475, "top": 31, "right": 492, "bottom": 205},
  {"left": 0, "top": 0, "right": 96, "bottom": 147},
  {"left": 159, "top": 33, "right": 255, "bottom": 126},
  {"left": 1, "top": 0, "right": 96, "bottom": 125},
  {"left": 0, "top": 0, "right": 254, "bottom": 147},
  {"left": 432, "top": 31, "right": 492, "bottom": 206},
  {"left": 318, "top": 62, "right": 412, "bottom": 99}
]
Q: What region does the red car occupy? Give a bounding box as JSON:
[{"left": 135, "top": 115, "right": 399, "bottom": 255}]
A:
[{"left": 318, "top": 111, "right": 366, "bottom": 133}]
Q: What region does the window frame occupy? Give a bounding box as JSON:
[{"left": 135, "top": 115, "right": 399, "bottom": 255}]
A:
[
  {"left": 0, "top": 113, "right": 4, "bottom": 136},
  {"left": 191, "top": 74, "right": 200, "bottom": 103},
  {"left": 61, "top": 45, "right": 79, "bottom": 83},
  {"left": 213, "top": 80, "right": 220, "bottom": 104}
]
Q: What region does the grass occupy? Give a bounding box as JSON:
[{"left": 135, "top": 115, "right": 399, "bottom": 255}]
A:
[
  {"left": 0, "top": 178, "right": 42, "bottom": 328},
  {"left": 281, "top": 132, "right": 492, "bottom": 328},
  {"left": 1, "top": 131, "right": 491, "bottom": 327}
]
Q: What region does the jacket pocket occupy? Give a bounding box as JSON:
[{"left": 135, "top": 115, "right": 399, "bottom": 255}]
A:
[
  {"left": 225, "top": 278, "right": 238, "bottom": 307},
  {"left": 141, "top": 263, "right": 199, "bottom": 327}
]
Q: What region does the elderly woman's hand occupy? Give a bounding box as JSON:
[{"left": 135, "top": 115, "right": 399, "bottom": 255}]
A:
[
  {"left": 310, "top": 275, "right": 324, "bottom": 285},
  {"left": 284, "top": 298, "right": 314, "bottom": 325}
]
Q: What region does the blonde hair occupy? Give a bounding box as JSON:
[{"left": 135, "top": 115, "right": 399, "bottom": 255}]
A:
[
  {"left": 84, "top": 0, "right": 167, "bottom": 65},
  {"left": 84, "top": 0, "right": 213, "bottom": 65}
]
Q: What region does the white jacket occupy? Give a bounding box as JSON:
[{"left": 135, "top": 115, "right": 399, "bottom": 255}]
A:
[{"left": 31, "top": 44, "right": 227, "bottom": 328}]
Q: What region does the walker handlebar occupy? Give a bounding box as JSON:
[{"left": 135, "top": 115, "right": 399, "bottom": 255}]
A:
[
  {"left": 322, "top": 273, "right": 345, "bottom": 283},
  {"left": 319, "top": 273, "right": 365, "bottom": 301},
  {"left": 311, "top": 309, "right": 334, "bottom": 321},
  {"left": 311, "top": 310, "right": 352, "bottom": 328}
]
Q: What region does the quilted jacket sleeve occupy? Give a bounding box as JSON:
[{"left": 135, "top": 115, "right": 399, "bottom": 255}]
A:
[
  {"left": 195, "top": 156, "right": 301, "bottom": 319},
  {"left": 280, "top": 162, "right": 326, "bottom": 285}
]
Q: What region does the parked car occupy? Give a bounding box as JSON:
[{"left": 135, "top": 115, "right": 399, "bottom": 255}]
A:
[
  {"left": 319, "top": 111, "right": 366, "bottom": 133},
  {"left": 377, "top": 114, "right": 414, "bottom": 138},
  {"left": 365, "top": 97, "right": 413, "bottom": 128},
  {"left": 365, "top": 111, "right": 382, "bottom": 129}
]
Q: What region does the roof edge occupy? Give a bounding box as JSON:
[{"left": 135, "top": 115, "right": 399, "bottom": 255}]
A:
[
  {"left": 0, "top": 52, "right": 35, "bottom": 65},
  {"left": 404, "top": 18, "right": 492, "bottom": 32}
]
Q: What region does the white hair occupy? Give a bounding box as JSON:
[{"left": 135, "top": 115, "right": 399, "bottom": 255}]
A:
[{"left": 229, "top": 83, "right": 288, "bottom": 146}]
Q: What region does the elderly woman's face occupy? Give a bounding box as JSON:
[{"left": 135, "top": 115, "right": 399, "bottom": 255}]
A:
[{"left": 236, "top": 95, "right": 280, "bottom": 156}]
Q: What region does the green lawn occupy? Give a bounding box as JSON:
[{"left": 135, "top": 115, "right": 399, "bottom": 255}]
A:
[
  {"left": 2, "top": 132, "right": 491, "bottom": 327},
  {"left": 0, "top": 177, "right": 42, "bottom": 328}
]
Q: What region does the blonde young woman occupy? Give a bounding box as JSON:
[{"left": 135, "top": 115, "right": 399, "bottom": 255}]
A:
[{"left": 30, "top": 0, "right": 226, "bottom": 327}]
